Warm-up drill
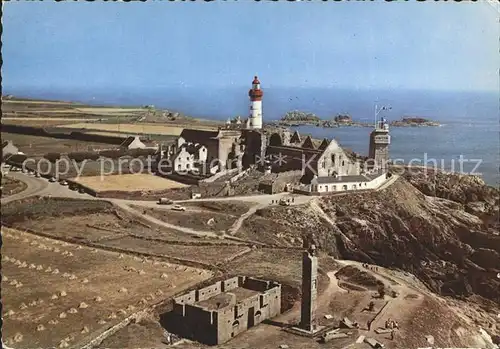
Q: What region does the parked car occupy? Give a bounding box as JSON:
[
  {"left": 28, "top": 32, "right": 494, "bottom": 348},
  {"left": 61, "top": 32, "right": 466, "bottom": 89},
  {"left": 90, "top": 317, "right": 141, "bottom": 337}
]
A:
[
  {"left": 158, "top": 198, "right": 174, "bottom": 205},
  {"left": 60, "top": 180, "right": 68, "bottom": 186},
  {"left": 49, "top": 177, "right": 57, "bottom": 183},
  {"left": 171, "top": 204, "right": 186, "bottom": 212},
  {"left": 279, "top": 198, "right": 291, "bottom": 206},
  {"left": 35, "top": 172, "right": 41, "bottom": 178},
  {"left": 79, "top": 188, "right": 85, "bottom": 193}
]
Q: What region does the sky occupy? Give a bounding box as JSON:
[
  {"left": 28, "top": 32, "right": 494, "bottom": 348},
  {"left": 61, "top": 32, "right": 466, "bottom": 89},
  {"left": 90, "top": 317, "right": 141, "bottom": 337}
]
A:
[{"left": 3, "top": 1, "right": 499, "bottom": 93}]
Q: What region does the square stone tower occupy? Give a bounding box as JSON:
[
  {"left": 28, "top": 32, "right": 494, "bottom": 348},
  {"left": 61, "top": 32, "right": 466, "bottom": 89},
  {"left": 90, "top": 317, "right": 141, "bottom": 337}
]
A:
[
  {"left": 300, "top": 241, "right": 318, "bottom": 332},
  {"left": 368, "top": 119, "right": 391, "bottom": 171}
]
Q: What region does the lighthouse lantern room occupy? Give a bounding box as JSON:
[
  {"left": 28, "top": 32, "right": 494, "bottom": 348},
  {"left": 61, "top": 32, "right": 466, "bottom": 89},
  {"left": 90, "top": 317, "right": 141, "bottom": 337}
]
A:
[{"left": 248, "top": 76, "right": 263, "bottom": 130}]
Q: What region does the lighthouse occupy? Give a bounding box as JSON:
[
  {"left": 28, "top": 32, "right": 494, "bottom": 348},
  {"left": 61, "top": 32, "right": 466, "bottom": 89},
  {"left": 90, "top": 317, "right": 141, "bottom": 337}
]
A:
[{"left": 248, "top": 76, "right": 263, "bottom": 129}]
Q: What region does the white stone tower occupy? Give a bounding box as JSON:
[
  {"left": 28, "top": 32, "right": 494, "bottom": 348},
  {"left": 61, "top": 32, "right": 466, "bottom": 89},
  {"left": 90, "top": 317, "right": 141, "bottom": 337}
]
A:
[{"left": 248, "top": 76, "right": 263, "bottom": 129}]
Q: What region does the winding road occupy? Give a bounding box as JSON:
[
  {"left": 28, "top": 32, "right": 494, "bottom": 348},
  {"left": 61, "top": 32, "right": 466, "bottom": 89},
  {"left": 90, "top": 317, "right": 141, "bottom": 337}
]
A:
[{"left": 2, "top": 171, "right": 398, "bottom": 242}]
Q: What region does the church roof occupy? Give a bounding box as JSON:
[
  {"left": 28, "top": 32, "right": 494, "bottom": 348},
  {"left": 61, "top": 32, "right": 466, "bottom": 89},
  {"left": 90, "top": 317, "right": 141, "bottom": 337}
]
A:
[
  {"left": 317, "top": 138, "right": 330, "bottom": 151},
  {"left": 301, "top": 136, "right": 315, "bottom": 149},
  {"left": 290, "top": 130, "right": 301, "bottom": 144}
]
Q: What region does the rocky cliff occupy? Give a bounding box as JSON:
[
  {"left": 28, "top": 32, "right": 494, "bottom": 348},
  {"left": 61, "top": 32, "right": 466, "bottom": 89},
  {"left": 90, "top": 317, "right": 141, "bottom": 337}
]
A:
[{"left": 241, "top": 170, "right": 499, "bottom": 336}]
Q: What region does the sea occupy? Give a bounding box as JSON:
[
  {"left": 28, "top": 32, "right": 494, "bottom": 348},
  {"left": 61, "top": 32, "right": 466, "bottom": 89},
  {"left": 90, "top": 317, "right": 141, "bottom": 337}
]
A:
[{"left": 5, "top": 86, "right": 499, "bottom": 186}]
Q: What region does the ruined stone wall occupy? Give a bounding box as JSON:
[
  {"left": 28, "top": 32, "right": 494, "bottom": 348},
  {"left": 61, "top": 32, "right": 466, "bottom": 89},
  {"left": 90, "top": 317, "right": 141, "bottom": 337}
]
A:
[
  {"left": 218, "top": 137, "right": 236, "bottom": 170},
  {"left": 241, "top": 130, "right": 265, "bottom": 168},
  {"left": 216, "top": 293, "right": 260, "bottom": 344},
  {"left": 317, "top": 147, "right": 359, "bottom": 177},
  {"left": 222, "top": 277, "right": 240, "bottom": 292},
  {"left": 197, "top": 282, "right": 223, "bottom": 302},
  {"left": 267, "top": 145, "right": 320, "bottom": 173},
  {"left": 171, "top": 276, "right": 281, "bottom": 345},
  {"left": 184, "top": 305, "right": 218, "bottom": 344}
]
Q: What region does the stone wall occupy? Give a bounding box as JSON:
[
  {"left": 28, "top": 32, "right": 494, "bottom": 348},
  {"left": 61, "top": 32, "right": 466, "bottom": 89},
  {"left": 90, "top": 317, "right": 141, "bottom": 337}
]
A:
[
  {"left": 171, "top": 276, "right": 281, "bottom": 345},
  {"left": 2, "top": 124, "right": 127, "bottom": 145}
]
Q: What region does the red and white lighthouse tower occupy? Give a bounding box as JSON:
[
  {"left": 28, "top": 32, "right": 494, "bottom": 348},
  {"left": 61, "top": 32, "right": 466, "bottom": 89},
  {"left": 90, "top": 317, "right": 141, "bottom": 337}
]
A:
[{"left": 248, "top": 76, "right": 263, "bottom": 129}]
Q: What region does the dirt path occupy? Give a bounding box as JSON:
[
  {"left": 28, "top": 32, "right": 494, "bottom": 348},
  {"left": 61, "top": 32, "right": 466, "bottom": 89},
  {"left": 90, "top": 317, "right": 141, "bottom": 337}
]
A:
[
  {"left": 309, "top": 199, "right": 356, "bottom": 246},
  {"left": 109, "top": 200, "right": 219, "bottom": 238},
  {"left": 335, "top": 260, "right": 425, "bottom": 333},
  {"left": 276, "top": 268, "right": 348, "bottom": 325},
  {"left": 376, "top": 174, "right": 400, "bottom": 191},
  {"left": 228, "top": 203, "right": 266, "bottom": 235}
]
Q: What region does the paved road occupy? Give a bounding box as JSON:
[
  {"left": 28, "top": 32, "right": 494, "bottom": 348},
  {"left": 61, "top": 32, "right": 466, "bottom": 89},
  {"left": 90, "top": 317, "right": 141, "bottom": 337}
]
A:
[
  {"left": 1, "top": 172, "right": 95, "bottom": 204},
  {"left": 113, "top": 192, "right": 313, "bottom": 209},
  {"left": 1, "top": 172, "right": 49, "bottom": 204}
]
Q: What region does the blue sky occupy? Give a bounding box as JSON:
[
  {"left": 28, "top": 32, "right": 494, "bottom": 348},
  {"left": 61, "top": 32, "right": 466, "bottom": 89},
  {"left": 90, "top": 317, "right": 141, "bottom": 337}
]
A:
[{"left": 3, "top": 2, "right": 498, "bottom": 92}]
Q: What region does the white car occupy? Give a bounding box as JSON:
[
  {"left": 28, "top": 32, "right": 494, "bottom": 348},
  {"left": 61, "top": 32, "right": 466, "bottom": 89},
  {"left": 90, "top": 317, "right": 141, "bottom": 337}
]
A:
[
  {"left": 60, "top": 180, "right": 68, "bottom": 186},
  {"left": 49, "top": 177, "right": 57, "bottom": 183},
  {"left": 171, "top": 205, "right": 186, "bottom": 212}
]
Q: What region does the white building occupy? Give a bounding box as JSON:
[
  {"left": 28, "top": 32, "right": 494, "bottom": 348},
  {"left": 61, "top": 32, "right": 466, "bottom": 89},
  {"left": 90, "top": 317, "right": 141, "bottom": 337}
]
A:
[
  {"left": 310, "top": 170, "right": 389, "bottom": 194},
  {"left": 172, "top": 143, "right": 208, "bottom": 172}
]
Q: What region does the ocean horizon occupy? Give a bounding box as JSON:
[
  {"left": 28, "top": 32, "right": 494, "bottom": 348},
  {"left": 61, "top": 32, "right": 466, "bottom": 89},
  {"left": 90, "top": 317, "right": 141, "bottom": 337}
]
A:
[{"left": 3, "top": 86, "right": 499, "bottom": 186}]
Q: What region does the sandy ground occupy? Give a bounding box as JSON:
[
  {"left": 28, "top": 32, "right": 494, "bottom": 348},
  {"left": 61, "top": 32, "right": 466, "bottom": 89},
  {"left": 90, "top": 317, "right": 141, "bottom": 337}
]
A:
[
  {"left": 1, "top": 227, "right": 213, "bottom": 349},
  {"left": 57, "top": 123, "right": 214, "bottom": 136},
  {"left": 73, "top": 174, "right": 188, "bottom": 192}
]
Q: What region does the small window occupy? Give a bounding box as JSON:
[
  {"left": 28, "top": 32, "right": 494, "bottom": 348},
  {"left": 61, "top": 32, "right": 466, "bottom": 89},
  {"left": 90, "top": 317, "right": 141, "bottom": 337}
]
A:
[
  {"left": 177, "top": 164, "right": 181, "bottom": 170},
  {"left": 342, "top": 161, "right": 345, "bottom": 167},
  {"left": 186, "top": 163, "right": 190, "bottom": 169},
  {"left": 331, "top": 154, "right": 336, "bottom": 165}
]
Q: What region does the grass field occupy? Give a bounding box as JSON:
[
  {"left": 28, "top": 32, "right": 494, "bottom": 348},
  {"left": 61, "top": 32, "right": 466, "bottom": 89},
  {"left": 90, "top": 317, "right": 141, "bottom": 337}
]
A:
[
  {"left": 5, "top": 108, "right": 144, "bottom": 115},
  {"left": 1, "top": 227, "right": 212, "bottom": 349},
  {"left": 73, "top": 174, "right": 188, "bottom": 192},
  {"left": 57, "top": 123, "right": 215, "bottom": 136},
  {"left": 2, "top": 99, "right": 76, "bottom": 105},
  {"left": 131, "top": 205, "right": 240, "bottom": 233},
  {"left": 2, "top": 118, "right": 101, "bottom": 126},
  {"left": 1, "top": 132, "right": 113, "bottom": 156},
  {"left": 1, "top": 176, "right": 28, "bottom": 198},
  {"left": 2, "top": 198, "right": 218, "bottom": 244}
]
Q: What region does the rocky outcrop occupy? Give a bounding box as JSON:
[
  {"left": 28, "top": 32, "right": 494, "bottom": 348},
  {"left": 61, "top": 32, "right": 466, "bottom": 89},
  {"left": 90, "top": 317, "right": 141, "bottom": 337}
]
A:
[
  {"left": 245, "top": 171, "right": 499, "bottom": 310},
  {"left": 401, "top": 168, "right": 499, "bottom": 232},
  {"left": 316, "top": 177, "right": 499, "bottom": 306},
  {"left": 390, "top": 117, "right": 441, "bottom": 127}
]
